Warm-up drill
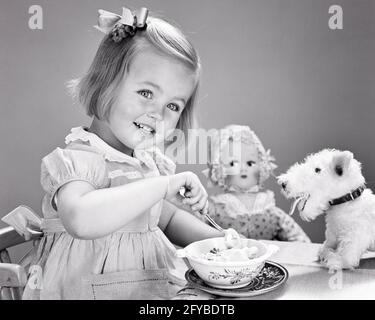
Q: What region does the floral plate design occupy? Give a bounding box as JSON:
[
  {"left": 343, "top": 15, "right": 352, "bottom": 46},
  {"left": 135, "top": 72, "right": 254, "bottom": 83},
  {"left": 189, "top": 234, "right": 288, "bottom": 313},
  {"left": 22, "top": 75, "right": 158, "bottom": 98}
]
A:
[{"left": 185, "top": 261, "right": 288, "bottom": 298}]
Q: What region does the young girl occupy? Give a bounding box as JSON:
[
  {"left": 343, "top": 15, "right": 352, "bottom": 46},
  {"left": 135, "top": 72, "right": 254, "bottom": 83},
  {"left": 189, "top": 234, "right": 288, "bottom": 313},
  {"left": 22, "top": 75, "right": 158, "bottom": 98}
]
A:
[
  {"left": 197, "top": 125, "right": 311, "bottom": 242},
  {"left": 16, "top": 7, "right": 225, "bottom": 300}
]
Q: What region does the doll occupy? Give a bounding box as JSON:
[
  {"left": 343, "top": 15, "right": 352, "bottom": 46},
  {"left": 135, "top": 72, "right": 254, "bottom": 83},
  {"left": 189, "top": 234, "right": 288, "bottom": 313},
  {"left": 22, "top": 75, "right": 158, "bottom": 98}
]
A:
[{"left": 199, "top": 125, "right": 311, "bottom": 242}]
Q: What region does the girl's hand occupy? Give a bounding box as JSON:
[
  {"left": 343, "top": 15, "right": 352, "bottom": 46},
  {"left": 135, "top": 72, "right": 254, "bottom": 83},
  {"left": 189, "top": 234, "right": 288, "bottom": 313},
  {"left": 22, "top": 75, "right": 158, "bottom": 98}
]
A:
[{"left": 165, "top": 172, "right": 209, "bottom": 214}]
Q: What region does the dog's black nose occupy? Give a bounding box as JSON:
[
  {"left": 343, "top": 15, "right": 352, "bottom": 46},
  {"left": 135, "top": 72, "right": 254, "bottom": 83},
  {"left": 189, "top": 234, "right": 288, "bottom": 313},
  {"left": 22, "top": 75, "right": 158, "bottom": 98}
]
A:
[{"left": 281, "top": 182, "right": 287, "bottom": 190}]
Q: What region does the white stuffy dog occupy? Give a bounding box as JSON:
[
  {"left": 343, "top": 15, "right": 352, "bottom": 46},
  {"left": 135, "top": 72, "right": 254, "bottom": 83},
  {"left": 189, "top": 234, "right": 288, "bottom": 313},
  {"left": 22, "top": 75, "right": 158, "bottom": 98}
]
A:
[{"left": 277, "top": 149, "right": 375, "bottom": 271}]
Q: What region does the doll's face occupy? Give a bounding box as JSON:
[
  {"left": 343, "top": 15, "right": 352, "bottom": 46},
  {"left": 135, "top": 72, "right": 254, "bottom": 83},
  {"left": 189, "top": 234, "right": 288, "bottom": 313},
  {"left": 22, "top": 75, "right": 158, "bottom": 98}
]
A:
[{"left": 222, "top": 142, "right": 260, "bottom": 191}]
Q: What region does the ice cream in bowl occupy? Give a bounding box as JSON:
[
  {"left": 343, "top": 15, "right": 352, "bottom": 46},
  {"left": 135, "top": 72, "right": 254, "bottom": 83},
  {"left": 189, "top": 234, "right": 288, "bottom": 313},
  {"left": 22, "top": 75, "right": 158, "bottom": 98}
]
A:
[{"left": 176, "top": 229, "right": 279, "bottom": 289}]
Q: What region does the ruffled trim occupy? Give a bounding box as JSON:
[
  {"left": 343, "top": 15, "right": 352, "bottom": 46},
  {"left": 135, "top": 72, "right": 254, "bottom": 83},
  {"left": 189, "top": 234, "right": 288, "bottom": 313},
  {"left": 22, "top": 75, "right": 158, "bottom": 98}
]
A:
[
  {"left": 210, "top": 190, "right": 276, "bottom": 219},
  {"left": 65, "top": 127, "right": 137, "bottom": 164},
  {"left": 65, "top": 127, "right": 176, "bottom": 175},
  {"left": 225, "top": 184, "right": 260, "bottom": 193}
]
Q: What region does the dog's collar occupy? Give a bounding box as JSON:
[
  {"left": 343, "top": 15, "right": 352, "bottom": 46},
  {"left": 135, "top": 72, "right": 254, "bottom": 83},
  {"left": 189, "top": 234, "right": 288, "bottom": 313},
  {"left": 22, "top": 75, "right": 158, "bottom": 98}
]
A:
[{"left": 328, "top": 185, "right": 366, "bottom": 206}]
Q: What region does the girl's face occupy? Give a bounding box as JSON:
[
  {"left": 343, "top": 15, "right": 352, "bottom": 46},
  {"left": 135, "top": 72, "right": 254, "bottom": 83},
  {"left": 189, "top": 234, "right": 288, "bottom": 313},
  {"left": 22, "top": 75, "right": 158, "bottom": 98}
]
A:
[
  {"left": 108, "top": 46, "right": 196, "bottom": 153},
  {"left": 223, "top": 142, "right": 260, "bottom": 191}
]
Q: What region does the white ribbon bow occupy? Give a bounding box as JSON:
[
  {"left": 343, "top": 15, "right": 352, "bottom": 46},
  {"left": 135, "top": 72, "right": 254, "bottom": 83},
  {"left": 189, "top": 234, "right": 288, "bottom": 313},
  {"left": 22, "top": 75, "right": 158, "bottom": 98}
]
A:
[{"left": 94, "top": 7, "right": 148, "bottom": 35}]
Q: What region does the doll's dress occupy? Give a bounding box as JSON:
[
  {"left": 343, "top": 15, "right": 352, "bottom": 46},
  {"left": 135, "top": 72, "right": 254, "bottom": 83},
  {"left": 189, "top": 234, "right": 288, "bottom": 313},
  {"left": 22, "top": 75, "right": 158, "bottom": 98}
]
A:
[
  {"left": 206, "top": 191, "right": 311, "bottom": 242},
  {"left": 14, "top": 127, "right": 187, "bottom": 300}
]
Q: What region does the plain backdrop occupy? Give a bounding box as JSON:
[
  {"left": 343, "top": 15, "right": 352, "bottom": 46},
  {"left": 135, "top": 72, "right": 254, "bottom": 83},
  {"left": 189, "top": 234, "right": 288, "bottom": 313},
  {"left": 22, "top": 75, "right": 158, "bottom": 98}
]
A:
[{"left": 1, "top": 0, "right": 374, "bottom": 260}]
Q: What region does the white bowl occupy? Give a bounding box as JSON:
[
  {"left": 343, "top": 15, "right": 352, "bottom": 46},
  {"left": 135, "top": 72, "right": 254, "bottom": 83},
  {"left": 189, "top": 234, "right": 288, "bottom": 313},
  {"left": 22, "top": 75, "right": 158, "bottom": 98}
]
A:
[{"left": 177, "top": 238, "right": 278, "bottom": 289}]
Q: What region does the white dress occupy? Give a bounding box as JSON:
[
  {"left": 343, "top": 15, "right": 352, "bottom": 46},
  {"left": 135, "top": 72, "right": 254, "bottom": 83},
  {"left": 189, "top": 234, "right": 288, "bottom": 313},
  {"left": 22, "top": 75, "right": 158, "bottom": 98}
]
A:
[{"left": 18, "top": 127, "right": 187, "bottom": 299}]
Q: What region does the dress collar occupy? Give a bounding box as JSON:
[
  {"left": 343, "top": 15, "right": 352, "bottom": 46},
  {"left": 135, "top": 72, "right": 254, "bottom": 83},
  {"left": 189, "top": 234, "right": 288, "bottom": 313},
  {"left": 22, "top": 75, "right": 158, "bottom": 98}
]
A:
[
  {"left": 211, "top": 191, "right": 275, "bottom": 218},
  {"left": 65, "top": 127, "right": 139, "bottom": 164},
  {"left": 65, "top": 126, "right": 176, "bottom": 175},
  {"left": 225, "top": 184, "right": 260, "bottom": 193}
]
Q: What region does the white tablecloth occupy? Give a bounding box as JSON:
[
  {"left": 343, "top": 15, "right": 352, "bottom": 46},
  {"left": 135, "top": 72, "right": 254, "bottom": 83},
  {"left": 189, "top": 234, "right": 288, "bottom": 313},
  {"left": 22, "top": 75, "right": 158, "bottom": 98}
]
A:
[
  {"left": 247, "top": 240, "right": 375, "bottom": 300},
  {"left": 173, "top": 240, "right": 375, "bottom": 300}
]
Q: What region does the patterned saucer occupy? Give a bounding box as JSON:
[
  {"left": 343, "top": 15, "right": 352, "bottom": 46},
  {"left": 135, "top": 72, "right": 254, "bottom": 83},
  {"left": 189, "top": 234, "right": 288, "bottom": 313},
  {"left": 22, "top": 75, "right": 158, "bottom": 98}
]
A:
[{"left": 185, "top": 261, "right": 288, "bottom": 298}]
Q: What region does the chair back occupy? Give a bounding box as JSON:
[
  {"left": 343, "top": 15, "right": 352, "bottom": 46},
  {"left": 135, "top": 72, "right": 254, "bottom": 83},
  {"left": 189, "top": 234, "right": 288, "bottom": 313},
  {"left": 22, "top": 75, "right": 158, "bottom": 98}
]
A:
[{"left": 0, "top": 226, "right": 42, "bottom": 299}]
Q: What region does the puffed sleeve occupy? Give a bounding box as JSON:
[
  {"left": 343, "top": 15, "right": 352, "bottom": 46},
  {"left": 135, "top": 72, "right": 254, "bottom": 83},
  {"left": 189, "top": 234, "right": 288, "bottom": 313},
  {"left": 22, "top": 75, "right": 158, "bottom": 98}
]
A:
[{"left": 41, "top": 147, "right": 110, "bottom": 203}]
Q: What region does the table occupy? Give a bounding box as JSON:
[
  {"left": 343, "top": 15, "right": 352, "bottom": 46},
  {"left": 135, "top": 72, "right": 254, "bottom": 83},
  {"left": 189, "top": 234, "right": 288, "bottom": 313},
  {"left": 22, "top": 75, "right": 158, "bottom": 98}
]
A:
[{"left": 173, "top": 241, "right": 375, "bottom": 300}]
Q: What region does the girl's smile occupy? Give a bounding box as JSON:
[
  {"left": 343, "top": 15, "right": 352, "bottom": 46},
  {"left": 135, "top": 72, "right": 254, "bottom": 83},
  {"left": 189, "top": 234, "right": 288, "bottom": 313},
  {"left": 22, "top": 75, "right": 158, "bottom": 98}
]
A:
[{"left": 133, "top": 121, "right": 156, "bottom": 135}]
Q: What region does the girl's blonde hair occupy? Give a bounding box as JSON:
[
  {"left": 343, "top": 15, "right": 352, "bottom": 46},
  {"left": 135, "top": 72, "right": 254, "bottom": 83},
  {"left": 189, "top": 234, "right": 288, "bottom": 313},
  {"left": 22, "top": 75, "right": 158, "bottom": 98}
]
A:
[{"left": 69, "top": 15, "right": 201, "bottom": 136}]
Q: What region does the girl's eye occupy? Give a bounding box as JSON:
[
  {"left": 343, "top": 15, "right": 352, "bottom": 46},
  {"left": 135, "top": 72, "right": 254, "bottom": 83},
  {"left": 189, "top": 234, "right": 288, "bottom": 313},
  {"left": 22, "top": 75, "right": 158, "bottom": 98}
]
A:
[
  {"left": 315, "top": 167, "right": 321, "bottom": 173},
  {"left": 138, "top": 90, "right": 153, "bottom": 99},
  {"left": 167, "top": 103, "right": 180, "bottom": 112},
  {"left": 247, "top": 161, "right": 255, "bottom": 167}
]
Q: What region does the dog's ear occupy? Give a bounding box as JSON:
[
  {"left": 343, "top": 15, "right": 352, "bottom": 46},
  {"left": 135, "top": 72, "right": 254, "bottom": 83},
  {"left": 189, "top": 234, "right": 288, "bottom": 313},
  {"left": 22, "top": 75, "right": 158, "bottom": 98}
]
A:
[{"left": 331, "top": 151, "right": 353, "bottom": 176}]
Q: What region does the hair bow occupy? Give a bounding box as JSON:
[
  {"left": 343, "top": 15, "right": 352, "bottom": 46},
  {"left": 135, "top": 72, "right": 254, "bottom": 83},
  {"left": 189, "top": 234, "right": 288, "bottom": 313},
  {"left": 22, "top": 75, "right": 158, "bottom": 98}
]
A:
[{"left": 94, "top": 7, "right": 148, "bottom": 42}]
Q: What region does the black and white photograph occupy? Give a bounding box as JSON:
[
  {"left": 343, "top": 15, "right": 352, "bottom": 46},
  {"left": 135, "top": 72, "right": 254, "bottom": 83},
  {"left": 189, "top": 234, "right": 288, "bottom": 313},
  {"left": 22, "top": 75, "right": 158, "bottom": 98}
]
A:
[{"left": 0, "top": 0, "right": 375, "bottom": 306}]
